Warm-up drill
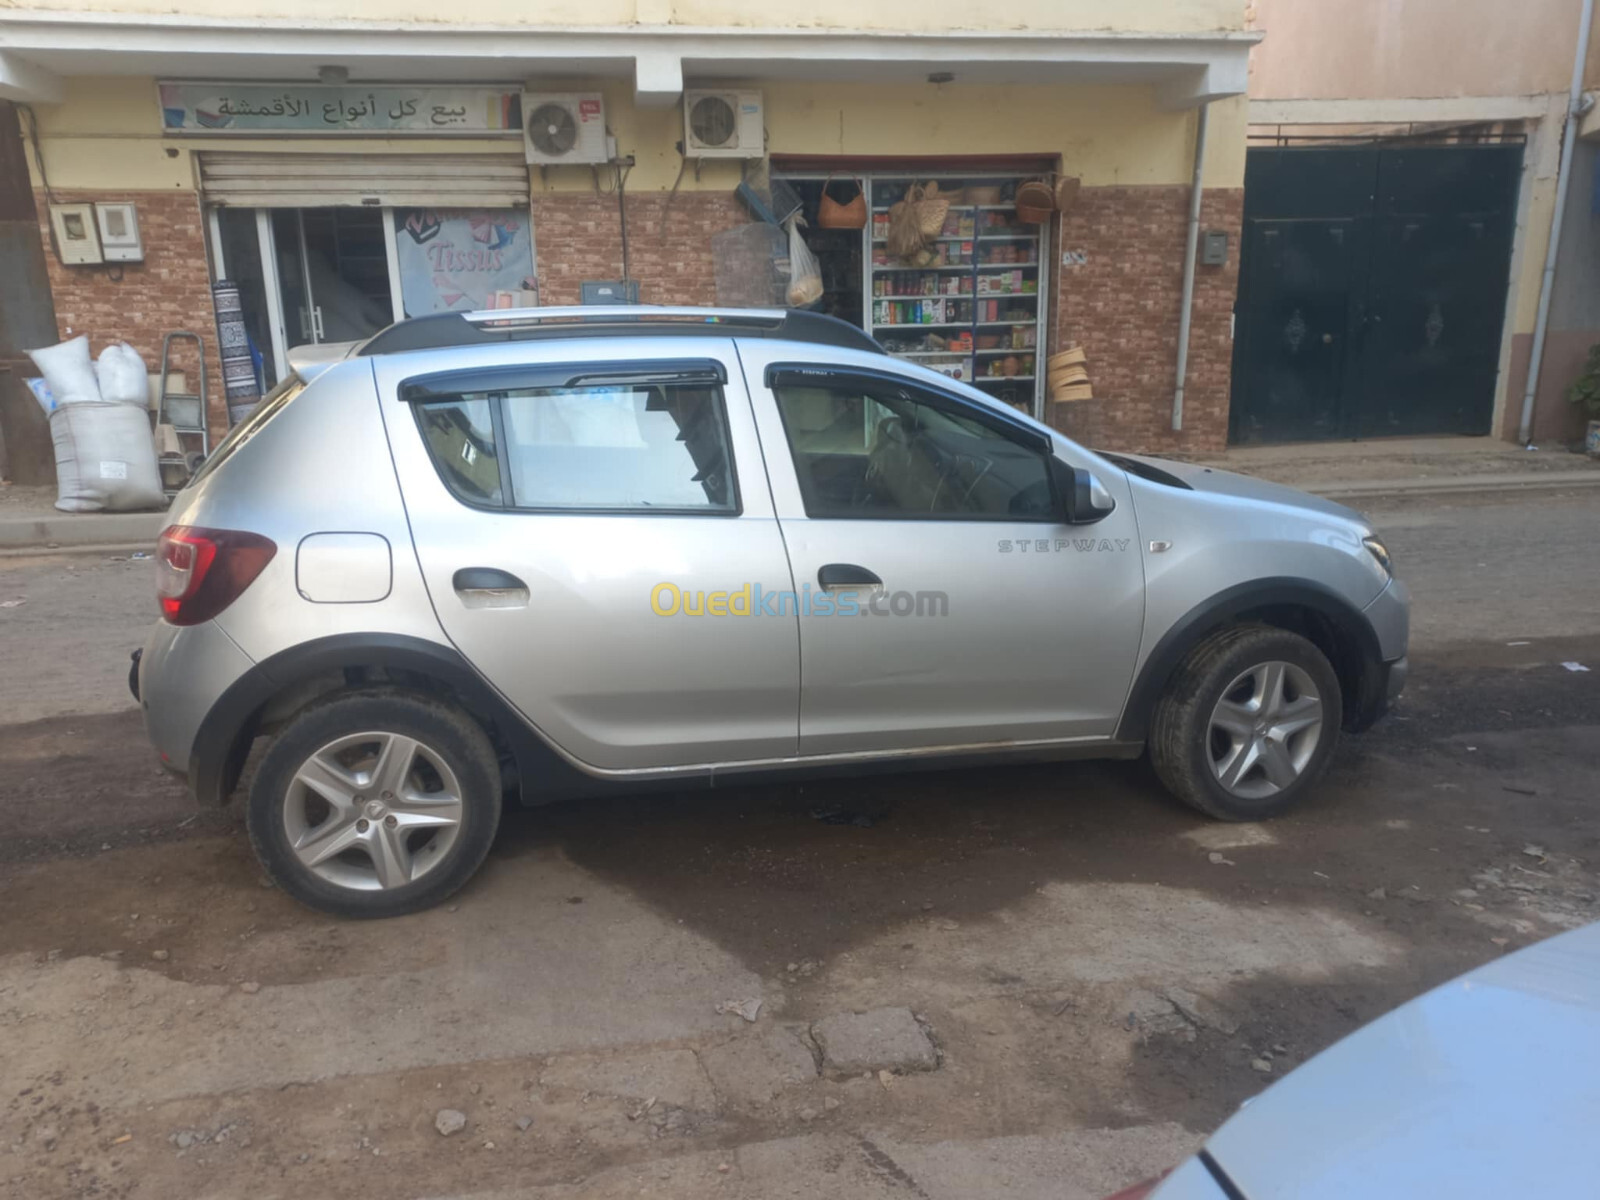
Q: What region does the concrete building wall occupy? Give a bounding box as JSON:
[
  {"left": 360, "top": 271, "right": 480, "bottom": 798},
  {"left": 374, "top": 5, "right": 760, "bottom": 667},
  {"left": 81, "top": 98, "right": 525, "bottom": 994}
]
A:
[
  {"left": 1248, "top": 0, "right": 1588, "bottom": 100},
  {"left": 1502, "top": 139, "right": 1600, "bottom": 443},
  {"left": 5, "top": 0, "right": 1246, "bottom": 33}
]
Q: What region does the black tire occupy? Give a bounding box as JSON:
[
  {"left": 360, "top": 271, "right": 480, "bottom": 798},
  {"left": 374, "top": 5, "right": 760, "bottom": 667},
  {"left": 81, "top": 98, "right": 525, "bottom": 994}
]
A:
[
  {"left": 1149, "top": 623, "right": 1342, "bottom": 821},
  {"left": 247, "top": 688, "right": 501, "bottom": 918}
]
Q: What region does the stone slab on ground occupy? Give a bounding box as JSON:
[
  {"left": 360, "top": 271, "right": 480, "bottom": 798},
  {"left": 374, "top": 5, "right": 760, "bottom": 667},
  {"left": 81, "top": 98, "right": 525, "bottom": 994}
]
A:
[
  {"left": 699, "top": 1026, "right": 820, "bottom": 1107},
  {"left": 810, "top": 1007, "right": 938, "bottom": 1076}
]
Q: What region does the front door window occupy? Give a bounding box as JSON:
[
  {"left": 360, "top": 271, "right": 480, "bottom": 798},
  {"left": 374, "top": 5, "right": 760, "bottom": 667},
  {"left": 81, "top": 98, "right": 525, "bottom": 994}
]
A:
[{"left": 772, "top": 377, "right": 1054, "bottom": 521}]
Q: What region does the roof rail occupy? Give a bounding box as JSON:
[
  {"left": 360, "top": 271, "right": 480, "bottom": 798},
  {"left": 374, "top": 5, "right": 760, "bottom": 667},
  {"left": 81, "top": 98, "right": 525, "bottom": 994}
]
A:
[
  {"left": 357, "top": 305, "right": 883, "bottom": 358},
  {"left": 463, "top": 305, "right": 787, "bottom": 326}
]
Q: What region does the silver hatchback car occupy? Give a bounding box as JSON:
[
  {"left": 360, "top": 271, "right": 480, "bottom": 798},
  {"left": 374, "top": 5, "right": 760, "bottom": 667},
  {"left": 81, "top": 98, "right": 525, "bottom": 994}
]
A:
[{"left": 134, "top": 306, "right": 1408, "bottom": 918}]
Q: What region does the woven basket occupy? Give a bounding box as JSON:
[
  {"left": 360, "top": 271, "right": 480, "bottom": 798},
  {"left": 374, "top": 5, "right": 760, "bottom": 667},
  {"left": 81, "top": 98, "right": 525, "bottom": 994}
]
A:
[
  {"left": 1053, "top": 175, "right": 1082, "bottom": 212},
  {"left": 912, "top": 184, "right": 952, "bottom": 237},
  {"left": 1015, "top": 179, "right": 1054, "bottom": 225},
  {"left": 1048, "top": 344, "right": 1092, "bottom": 403}
]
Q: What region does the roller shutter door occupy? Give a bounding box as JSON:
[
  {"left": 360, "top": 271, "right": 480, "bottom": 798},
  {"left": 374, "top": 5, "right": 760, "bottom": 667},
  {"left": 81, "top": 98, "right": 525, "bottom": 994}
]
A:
[{"left": 198, "top": 153, "right": 528, "bottom": 208}]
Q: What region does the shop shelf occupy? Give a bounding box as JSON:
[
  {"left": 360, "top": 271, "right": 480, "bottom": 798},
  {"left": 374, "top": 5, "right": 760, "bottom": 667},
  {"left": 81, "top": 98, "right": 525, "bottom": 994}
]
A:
[{"left": 861, "top": 172, "right": 1053, "bottom": 421}]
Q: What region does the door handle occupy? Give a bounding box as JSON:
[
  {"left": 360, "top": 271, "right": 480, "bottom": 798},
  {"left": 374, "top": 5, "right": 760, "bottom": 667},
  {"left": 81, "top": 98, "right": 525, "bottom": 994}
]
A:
[
  {"left": 817, "top": 563, "right": 882, "bottom": 591},
  {"left": 452, "top": 567, "right": 528, "bottom": 609}
]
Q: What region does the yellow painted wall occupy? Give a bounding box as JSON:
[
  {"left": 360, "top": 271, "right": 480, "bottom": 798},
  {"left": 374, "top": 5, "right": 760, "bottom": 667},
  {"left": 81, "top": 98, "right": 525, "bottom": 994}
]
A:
[
  {"left": 8, "top": 0, "right": 1244, "bottom": 33},
  {"left": 23, "top": 77, "right": 1246, "bottom": 198}
]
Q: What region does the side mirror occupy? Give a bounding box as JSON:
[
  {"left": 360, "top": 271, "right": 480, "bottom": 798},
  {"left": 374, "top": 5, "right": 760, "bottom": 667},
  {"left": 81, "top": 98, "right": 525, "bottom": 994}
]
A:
[{"left": 1050, "top": 458, "right": 1117, "bottom": 525}]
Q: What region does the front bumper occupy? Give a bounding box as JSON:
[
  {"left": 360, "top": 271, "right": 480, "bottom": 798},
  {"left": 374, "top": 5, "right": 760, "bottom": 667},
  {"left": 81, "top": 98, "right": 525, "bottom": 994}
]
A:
[
  {"left": 1362, "top": 576, "right": 1410, "bottom": 663},
  {"left": 1385, "top": 654, "right": 1409, "bottom": 703}
]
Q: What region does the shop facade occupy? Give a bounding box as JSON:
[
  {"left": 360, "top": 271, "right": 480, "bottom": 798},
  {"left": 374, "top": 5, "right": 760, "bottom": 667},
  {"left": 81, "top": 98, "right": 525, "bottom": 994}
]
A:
[{"left": 2, "top": 6, "right": 1252, "bottom": 452}]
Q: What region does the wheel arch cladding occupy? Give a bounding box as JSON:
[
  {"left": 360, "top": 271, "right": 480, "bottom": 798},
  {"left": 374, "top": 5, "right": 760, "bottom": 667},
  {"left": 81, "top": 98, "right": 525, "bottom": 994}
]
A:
[
  {"left": 1116, "top": 578, "right": 1384, "bottom": 743},
  {"left": 188, "top": 633, "right": 534, "bottom": 807}
]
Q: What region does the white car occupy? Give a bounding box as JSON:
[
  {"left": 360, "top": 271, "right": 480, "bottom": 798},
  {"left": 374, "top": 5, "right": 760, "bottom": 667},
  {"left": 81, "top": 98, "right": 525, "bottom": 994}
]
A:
[{"left": 1119, "top": 923, "right": 1600, "bottom": 1199}]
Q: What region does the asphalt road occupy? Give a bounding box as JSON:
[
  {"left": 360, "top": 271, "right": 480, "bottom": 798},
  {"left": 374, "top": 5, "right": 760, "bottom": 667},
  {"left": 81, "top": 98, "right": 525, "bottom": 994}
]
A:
[{"left": 2, "top": 486, "right": 1598, "bottom": 1200}]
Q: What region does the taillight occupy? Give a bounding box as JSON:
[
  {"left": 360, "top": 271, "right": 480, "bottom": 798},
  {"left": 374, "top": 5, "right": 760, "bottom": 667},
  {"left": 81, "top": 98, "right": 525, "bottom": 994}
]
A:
[{"left": 156, "top": 526, "right": 277, "bottom": 626}]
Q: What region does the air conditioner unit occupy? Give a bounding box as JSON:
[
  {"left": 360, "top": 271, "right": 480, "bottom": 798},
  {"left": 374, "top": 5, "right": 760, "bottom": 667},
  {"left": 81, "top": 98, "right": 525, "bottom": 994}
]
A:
[
  {"left": 522, "top": 93, "right": 609, "bottom": 166},
  {"left": 683, "top": 90, "right": 765, "bottom": 159}
]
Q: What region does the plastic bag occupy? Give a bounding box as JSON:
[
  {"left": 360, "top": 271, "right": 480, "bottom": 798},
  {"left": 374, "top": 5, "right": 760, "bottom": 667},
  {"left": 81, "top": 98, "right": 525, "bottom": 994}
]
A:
[
  {"left": 24, "top": 377, "right": 57, "bottom": 417},
  {"left": 94, "top": 342, "right": 150, "bottom": 408},
  {"left": 27, "top": 335, "right": 102, "bottom": 407},
  {"left": 48, "top": 401, "right": 165, "bottom": 513},
  {"left": 785, "top": 216, "right": 824, "bottom": 309}
]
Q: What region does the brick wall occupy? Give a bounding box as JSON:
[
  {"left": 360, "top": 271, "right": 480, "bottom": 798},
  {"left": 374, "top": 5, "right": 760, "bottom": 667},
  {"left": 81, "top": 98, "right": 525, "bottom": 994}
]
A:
[
  {"left": 529, "top": 185, "right": 1242, "bottom": 451},
  {"left": 530, "top": 191, "right": 748, "bottom": 306},
  {"left": 35, "top": 189, "right": 227, "bottom": 442},
  {"left": 27, "top": 183, "right": 1243, "bottom": 454},
  {"left": 1049, "top": 186, "right": 1243, "bottom": 454}
]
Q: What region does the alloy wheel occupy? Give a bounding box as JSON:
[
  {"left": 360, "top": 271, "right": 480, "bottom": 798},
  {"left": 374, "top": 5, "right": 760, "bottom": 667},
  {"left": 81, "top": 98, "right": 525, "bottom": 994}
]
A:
[
  {"left": 282, "top": 731, "right": 464, "bottom": 891},
  {"left": 1206, "top": 660, "right": 1325, "bottom": 801}
]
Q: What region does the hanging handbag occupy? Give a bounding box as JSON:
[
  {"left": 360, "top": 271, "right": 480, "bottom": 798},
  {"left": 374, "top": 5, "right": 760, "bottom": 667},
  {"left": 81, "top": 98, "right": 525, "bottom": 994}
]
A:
[{"left": 816, "top": 172, "right": 868, "bottom": 230}]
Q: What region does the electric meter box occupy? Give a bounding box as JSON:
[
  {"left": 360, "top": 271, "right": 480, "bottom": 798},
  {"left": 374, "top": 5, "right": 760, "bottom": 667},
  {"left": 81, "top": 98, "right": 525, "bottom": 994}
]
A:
[
  {"left": 95, "top": 203, "right": 145, "bottom": 263},
  {"left": 49, "top": 203, "right": 103, "bottom": 266}
]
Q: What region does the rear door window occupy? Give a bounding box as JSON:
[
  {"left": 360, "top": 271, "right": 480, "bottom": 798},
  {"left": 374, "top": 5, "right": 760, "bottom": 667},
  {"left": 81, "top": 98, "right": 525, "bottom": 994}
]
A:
[{"left": 413, "top": 368, "right": 738, "bottom": 515}]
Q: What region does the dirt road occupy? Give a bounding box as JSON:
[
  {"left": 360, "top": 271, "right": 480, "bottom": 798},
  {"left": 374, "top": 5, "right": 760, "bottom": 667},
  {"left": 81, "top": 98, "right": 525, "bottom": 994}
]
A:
[{"left": 2, "top": 488, "right": 1598, "bottom": 1199}]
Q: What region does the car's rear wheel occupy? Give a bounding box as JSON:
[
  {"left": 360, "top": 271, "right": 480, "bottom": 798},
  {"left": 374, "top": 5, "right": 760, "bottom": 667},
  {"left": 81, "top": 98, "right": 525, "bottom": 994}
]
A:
[
  {"left": 247, "top": 689, "right": 501, "bottom": 918},
  {"left": 1149, "top": 624, "right": 1342, "bottom": 821}
]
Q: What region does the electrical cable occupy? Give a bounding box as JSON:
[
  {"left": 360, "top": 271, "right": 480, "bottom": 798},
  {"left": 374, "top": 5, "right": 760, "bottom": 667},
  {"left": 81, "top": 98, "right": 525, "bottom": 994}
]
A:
[
  {"left": 658, "top": 154, "right": 688, "bottom": 240},
  {"left": 19, "top": 104, "right": 56, "bottom": 204}
]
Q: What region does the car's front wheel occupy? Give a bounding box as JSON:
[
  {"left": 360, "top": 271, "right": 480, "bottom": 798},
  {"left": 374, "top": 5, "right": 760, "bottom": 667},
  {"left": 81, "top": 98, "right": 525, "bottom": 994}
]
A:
[
  {"left": 1149, "top": 624, "right": 1342, "bottom": 821},
  {"left": 246, "top": 689, "right": 501, "bottom": 918}
]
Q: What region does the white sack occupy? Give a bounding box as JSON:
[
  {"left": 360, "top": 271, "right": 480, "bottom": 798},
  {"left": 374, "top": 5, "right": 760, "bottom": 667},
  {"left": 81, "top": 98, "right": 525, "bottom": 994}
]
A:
[
  {"left": 27, "top": 335, "right": 102, "bottom": 407},
  {"left": 48, "top": 402, "right": 165, "bottom": 513},
  {"left": 94, "top": 342, "right": 151, "bottom": 407}
]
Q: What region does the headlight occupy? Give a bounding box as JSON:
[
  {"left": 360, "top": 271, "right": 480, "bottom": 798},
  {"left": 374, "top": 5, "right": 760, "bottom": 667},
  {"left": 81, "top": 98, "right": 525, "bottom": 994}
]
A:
[{"left": 1363, "top": 535, "right": 1393, "bottom": 577}]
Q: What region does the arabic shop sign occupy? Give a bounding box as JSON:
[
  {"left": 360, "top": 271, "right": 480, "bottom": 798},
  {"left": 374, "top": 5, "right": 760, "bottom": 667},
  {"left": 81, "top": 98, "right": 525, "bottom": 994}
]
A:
[{"left": 157, "top": 82, "right": 522, "bottom": 136}]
